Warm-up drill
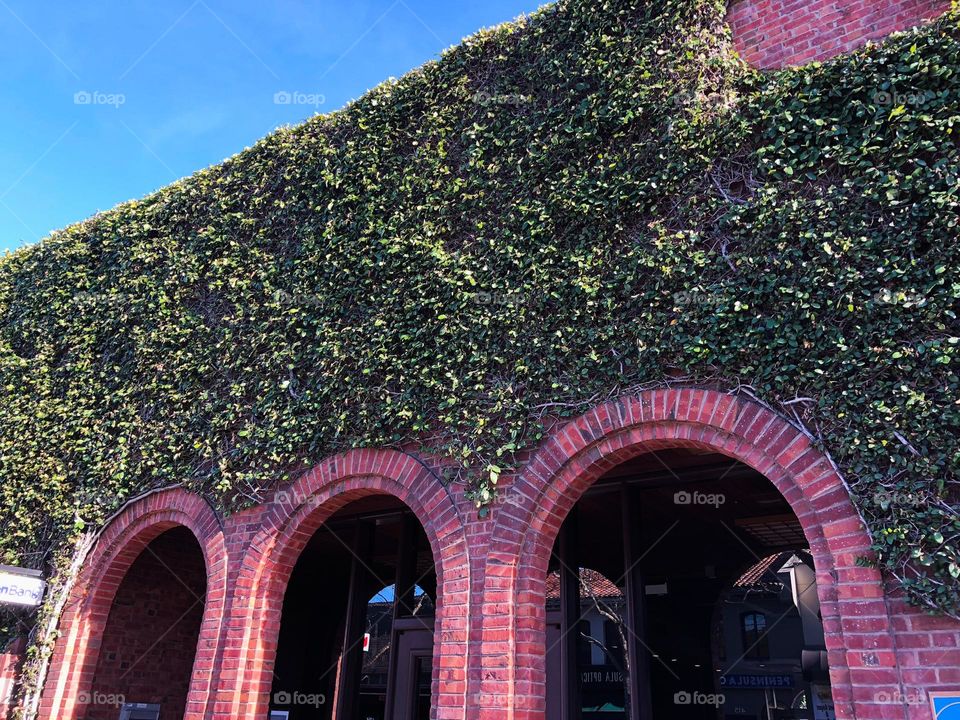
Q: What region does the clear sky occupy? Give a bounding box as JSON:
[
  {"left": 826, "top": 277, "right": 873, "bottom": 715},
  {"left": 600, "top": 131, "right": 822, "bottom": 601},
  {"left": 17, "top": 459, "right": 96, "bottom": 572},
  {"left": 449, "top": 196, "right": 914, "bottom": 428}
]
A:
[{"left": 0, "top": 0, "right": 545, "bottom": 253}]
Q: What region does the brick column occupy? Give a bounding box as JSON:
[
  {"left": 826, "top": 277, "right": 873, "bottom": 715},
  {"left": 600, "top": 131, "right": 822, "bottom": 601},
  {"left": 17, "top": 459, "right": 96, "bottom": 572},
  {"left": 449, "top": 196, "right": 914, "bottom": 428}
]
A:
[{"left": 0, "top": 638, "right": 26, "bottom": 720}]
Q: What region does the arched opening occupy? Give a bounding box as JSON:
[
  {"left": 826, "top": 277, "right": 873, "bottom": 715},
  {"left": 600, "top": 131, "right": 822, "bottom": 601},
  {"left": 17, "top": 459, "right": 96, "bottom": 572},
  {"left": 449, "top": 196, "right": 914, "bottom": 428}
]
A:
[
  {"left": 544, "top": 448, "right": 836, "bottom": 720},
  {"left": 269, "top": 494, "right": 437, "bottom": 720},
  {"left": 86, "top": 526, "right": 207, "bottom": 720}
]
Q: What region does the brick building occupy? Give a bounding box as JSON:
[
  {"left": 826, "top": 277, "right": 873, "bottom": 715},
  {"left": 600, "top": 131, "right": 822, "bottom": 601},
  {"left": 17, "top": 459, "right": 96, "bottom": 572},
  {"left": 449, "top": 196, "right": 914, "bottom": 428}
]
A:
[
  {"left": 1, "top": 2, "right": 958, "bottom": 720},
  {"left": 9, "top": 390, "right": 958, "bottom": 720}
]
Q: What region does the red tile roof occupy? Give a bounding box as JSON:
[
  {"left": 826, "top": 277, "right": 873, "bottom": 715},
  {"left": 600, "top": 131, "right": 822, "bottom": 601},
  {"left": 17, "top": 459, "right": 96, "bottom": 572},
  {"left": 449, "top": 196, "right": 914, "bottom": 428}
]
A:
[
  {"left": 545, "top": 568, "right": 623, "bottom": 600},
  {"left": 733, "top": 552, "right": 795, "bottom": 590}
]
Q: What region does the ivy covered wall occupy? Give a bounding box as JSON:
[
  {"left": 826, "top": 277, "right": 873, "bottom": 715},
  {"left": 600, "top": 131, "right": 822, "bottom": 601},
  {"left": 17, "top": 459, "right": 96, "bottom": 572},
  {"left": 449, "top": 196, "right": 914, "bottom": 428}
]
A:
[{"left": 0, "top": 0, "right": 957, "bottom": 634}]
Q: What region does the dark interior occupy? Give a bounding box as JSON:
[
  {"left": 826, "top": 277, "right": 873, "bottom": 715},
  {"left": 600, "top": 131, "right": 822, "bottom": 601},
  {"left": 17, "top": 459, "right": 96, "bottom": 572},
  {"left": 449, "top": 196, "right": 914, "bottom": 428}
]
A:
[
  {"left": 546, "top": 448, "right": 823, "bottom": 720},
  {"left": 270, "top": 496, "right": 436, "bottom": 720}
]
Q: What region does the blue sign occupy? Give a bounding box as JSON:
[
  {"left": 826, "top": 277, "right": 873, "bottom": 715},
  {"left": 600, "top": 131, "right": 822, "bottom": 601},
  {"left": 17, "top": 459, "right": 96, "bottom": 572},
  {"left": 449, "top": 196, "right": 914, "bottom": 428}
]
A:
[{"left": 932, "top": 693, "right": 960, "bottom": 719}]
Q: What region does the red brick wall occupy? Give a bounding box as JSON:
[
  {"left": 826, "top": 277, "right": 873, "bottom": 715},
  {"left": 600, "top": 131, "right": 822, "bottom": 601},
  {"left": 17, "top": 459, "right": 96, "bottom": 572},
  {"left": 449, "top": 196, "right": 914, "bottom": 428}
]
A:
[
  {"left": 86, "top": 527, "right": 206, "bottom": 720},
  {"left": 27, "top": 391, "right": 960, "bottom": 720},
  {"left": 890, "top": 597, "right": 960, "bottom": 720},
  {"left": 0, "top": 639, "right": 25, "bottom": 720},
  {"left": 727, "top": 0, "right": 952, "bottom": 69}
]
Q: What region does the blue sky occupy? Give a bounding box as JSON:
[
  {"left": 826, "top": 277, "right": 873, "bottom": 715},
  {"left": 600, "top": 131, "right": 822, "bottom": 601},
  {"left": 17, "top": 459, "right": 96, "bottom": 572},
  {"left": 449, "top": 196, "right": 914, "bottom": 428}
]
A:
[{"left": 0, "top": 0, "right": 544, "bottom": 253}]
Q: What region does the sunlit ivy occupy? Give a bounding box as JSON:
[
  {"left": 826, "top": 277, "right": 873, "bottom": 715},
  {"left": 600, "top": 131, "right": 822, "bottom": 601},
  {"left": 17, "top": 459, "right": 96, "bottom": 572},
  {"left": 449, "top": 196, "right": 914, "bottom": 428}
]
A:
[{"left": 0, "top": 0, "right": 957, "bottom": 638}]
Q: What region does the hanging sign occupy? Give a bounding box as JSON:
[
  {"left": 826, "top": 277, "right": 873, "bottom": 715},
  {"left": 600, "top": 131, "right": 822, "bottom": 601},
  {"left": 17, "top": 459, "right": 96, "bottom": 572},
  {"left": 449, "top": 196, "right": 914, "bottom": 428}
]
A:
[
  {"left": 931, "top": 692, "right": 960, "bottom": 719},
  {"left": 811, "top": 684, "right": 836, "bottom": 720},
  {"left": 0, "top": 565, "right": 45, "bottom": 609}
]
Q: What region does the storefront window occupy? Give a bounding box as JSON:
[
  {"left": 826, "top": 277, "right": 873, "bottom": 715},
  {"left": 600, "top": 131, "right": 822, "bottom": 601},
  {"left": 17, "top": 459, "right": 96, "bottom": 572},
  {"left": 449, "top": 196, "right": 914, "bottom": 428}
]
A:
[
  {"left": 270, "top": 499, "right": 436, "bottom": 720},
  {"left": 544, "top": 448, "right": 836, "bottom": 720}
]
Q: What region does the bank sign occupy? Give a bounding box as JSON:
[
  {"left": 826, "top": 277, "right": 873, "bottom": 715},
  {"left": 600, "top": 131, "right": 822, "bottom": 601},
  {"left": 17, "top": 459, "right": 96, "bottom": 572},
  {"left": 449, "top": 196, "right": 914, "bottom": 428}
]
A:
[{"left": 0, "top": 565, "right": 45, "bottom": 608}]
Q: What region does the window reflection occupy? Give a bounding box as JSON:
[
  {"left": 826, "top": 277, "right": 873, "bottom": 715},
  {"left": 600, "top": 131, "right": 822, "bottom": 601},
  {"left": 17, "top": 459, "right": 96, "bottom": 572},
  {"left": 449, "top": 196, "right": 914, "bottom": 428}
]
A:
[
  {"left": 360, "top": 584, "right": 433, "bottom": 699},
  {"left": 543, "top": 449, "right": 838, "bottom": 720},
  {"left": 547, "top": 568, "right": 629, "bottom": 719}
]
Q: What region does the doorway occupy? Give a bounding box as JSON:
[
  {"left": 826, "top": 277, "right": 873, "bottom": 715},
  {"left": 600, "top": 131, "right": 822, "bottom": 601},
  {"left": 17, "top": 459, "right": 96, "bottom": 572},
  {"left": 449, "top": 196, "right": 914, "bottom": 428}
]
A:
[
  {"left": 87, "top": 527, "right": 206, "bottom": 720},
  {"left": 544, "top": 449, "right": 835, "bottom": 720},
  {"left": 270, "top": 496, "right": 436, "bottom": 720}
]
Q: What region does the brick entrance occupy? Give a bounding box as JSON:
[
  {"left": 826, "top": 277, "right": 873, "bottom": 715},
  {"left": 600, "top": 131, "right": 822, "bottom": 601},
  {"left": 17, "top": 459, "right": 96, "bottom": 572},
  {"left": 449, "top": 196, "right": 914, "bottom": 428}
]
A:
[{"left": 23, "top": 390, "right": 960, "bottom": 720}]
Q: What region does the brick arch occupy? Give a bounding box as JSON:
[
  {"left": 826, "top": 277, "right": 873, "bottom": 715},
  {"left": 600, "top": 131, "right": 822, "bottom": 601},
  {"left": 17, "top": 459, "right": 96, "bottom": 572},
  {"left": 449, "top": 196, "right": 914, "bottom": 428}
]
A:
[
  {"left": 217, "top": 448, "right": 471, "bottom": 720},
  {"left": 482, "top": 388, "right": 896, "bottom": 720},
  {"left": 39, "top": 488, "right": 227, "bottom": 720}
]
